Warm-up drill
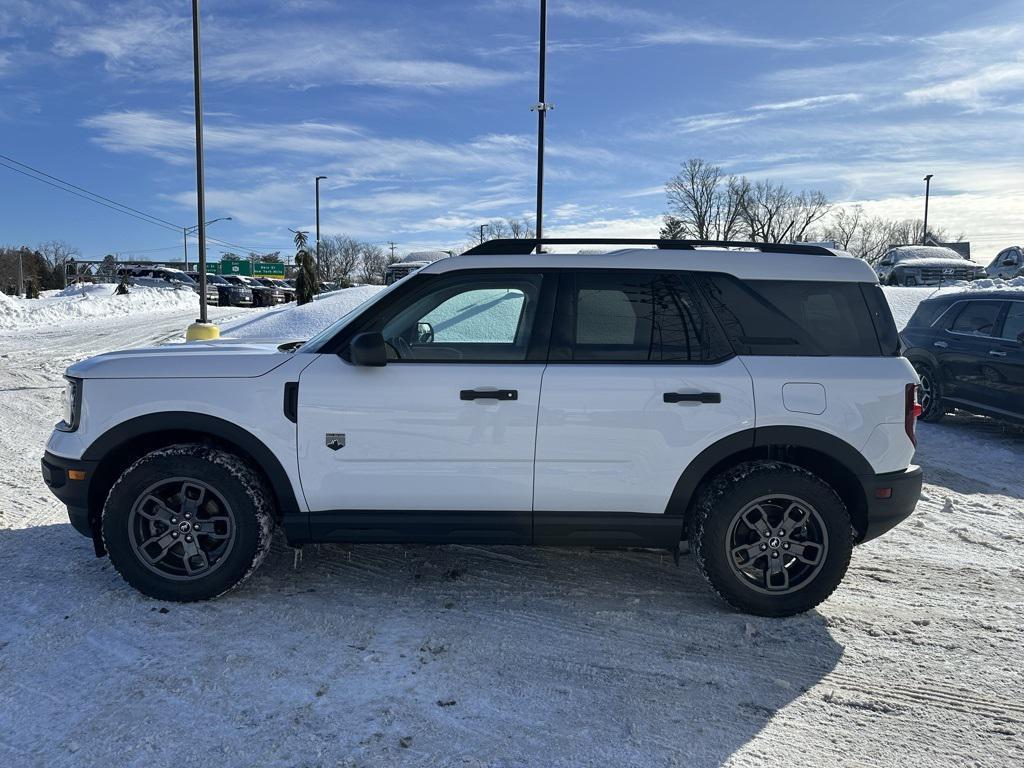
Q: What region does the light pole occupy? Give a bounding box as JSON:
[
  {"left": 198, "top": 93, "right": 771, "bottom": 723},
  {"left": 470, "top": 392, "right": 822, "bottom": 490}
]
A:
[
  {"left": 531, "top": 0, "right": 552, "bottom": 253},
  {"left": 315, "top": 175, "right": 326, "bottom": 279},
  {"left": 478, "top": 223, "right": 488, "bottom": 244},
  {"left": 190, "top": 0, "right": 211, "bottom": 329},
  {"left": 922, "top": 174, "right": 933, "bottom": 245},
  {"left": 183, "top": 216, "right": 231, "bottom": 271}
]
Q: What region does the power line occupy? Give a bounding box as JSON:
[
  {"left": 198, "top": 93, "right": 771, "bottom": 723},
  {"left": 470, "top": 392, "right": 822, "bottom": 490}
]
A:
[
  {"left": 0, "top": 153, "right": 183, "bottom": 232},
  {"left": 0, "top": 152, "right": 291, "bottom": 253},
  {"left": 0, "top": 159, "right": 183, "bottom": 234}
]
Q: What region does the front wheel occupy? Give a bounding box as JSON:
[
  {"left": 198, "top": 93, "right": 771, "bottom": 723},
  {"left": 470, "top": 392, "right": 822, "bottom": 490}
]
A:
[
  {"left": 102, "top": 444, "right": 275, "bottom": 602},
  {"left": 693, "top": 462, "right": 854, "bottom": 617}
]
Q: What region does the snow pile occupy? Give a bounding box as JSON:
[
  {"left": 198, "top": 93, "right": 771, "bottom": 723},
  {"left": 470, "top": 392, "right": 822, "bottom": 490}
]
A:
[
  {"left": 0, "top": 284, "right": 198, "bottom": 331},
  {"left": 882, "top": 277, "right": 1024, "bottom": 329},
  {"left": 220, "top": 286, "right": 385, "bottom": 340}
]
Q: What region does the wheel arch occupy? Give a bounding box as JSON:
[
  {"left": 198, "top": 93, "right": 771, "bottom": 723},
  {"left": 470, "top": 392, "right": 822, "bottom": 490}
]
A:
[
  {"left": 669, "top": 427, "right": 873, "bottom": 543},
  {"left": 82, "top": 413, "right": 300, "bottom": 541}
]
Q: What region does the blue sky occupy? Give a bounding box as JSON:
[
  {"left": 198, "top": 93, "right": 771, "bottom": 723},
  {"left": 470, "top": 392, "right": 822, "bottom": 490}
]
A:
[{"left": 1, "top": 0, "right": 1022, "bottom": 263}]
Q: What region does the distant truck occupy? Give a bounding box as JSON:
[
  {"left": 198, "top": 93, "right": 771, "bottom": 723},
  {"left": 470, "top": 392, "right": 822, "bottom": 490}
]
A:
[{"left": 385, "top": 251, "right": 450, "bottom": 285}]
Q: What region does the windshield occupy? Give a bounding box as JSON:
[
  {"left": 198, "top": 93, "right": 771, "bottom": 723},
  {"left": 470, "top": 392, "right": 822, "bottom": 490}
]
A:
[
  {"left": 206, "top": 275, "right": 228, "bottom": 284},
  {"left": 302, "top": 280, "right": 405, "bottom": 353}
]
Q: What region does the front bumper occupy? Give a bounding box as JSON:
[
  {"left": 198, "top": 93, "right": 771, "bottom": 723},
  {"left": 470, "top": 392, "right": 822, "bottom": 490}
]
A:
[
  {"left": 858, "top": 465, "right": 922, "bottom": 543},
  {"left": 41, "top": 451, "right": 98, "bottom": 542}
]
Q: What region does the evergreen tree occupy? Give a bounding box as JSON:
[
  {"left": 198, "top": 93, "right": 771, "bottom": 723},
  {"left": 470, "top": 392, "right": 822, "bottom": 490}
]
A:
[{"left": 293, "top": 230, "right": 318, "bottom": 305}]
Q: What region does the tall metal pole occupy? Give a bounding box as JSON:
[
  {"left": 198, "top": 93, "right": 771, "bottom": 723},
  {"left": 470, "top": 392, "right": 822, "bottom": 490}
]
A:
[
  {"left": 315, "top": 175, "right": 326, "bottom": 279},
  {"left": 534, "top": 0, "right": 548, "bottom": 253},
  {"left": 183, "top": 227, "right": 189, "bottom": 272},
  {"left": 191, "top": 0, "right": 209, "bottom": 323},
  {"left": 922, "top": 174, "right": 933, "bottom": 245}
]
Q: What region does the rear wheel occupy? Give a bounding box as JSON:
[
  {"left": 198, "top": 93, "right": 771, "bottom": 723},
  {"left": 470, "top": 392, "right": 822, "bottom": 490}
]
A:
[
  {"left": 914, "top": 363, "right": 945, "bottom": 422},
  {"left": 693, "top": 462, "right": 853, "bottom": 617},
  {"left": 102, "top": 444, "right": 274, "bottom": 602}
]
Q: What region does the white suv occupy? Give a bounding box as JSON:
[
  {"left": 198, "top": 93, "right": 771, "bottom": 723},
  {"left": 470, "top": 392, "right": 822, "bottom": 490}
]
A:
[{"left": 42, "top": 239, "right": 923, "bottom": 616}]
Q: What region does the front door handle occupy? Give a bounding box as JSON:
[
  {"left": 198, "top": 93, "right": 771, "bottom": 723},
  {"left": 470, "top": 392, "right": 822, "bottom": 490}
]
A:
[
  {"left": 988, "top": 350, "right": 1007, "bottom": 357},
  {"left": 460, "top": 389, "right": 518, "bottom": 401},
  {"left": 664, "top": 392, "right": 721, "bottom": 404},
  {"left": 933, "top": 341, "right": 948, "bottom": 349}
]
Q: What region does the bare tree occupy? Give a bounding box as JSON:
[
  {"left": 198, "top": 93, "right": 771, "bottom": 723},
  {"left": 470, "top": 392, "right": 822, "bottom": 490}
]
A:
[
  {"left": 359, "top": 243, "right": 387, "bottom": 284},
  {"left": 738, "top": 180, "right": 829, "bottom": 243},
  {"left": 38, "top": 240, "right": 80, "bottom": 288},
  {"left": 665, "top": 158, "right": 746, "bottom": 241}
]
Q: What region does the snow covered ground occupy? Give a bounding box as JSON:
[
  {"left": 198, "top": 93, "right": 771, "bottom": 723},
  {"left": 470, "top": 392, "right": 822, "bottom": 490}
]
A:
[{"left": 1, "top": 285, "right": 1023, "bottom": 766}]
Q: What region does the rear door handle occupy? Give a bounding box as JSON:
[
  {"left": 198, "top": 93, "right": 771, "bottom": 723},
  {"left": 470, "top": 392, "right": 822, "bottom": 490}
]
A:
[
  {"left": 988, "top": 350, "right": 1007, "bottom": 357},
  {"left": 933, "top": 341, "right": 948, "bottom": 349},
  {"left": 664, "top": 392, "right": 721, "bottom": 404},
  {"left": 460, "top": 389, "right": 518, "bottom": 401}
]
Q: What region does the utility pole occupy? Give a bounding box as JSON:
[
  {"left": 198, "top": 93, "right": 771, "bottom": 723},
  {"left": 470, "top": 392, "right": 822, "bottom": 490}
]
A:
[
  {"left": 531, "top": 0, "right": 551, "bottom": 253},
  {"left": 191, "top": 0, "right": 209, "bottom": 325},
  {"left": 478, "top": 224, "right": 487, "bottom": 244},
  {"left": 922, "top": 174, "right": 933, "bottom": 245},
  {"left": 17, "top": 248, "right": 24, "bottom": 296},
  {"left": 388, "top": 241, "right": 397, "bottom": 260},
  {"left": 315, "top": 175, "right": 326, "bottom": 279}
]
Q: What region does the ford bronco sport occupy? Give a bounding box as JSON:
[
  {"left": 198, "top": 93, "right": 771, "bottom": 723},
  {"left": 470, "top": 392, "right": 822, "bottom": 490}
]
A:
[{"left": 42, "top": 238, "right": 923, "bottom": 616}]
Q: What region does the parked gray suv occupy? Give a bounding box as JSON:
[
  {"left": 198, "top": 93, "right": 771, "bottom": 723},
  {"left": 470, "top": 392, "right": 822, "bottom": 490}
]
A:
[
  {"left": 872, "top": 246, "right": 984, "bottom": 286},
  {"left": 986, "top": 246, "right": 1024, "bottom": 281}
]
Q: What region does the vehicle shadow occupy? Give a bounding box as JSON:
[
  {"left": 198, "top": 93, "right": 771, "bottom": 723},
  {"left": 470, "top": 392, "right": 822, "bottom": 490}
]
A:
[{"left": 0, "top": 523, "right": 844, "bottom": 767}]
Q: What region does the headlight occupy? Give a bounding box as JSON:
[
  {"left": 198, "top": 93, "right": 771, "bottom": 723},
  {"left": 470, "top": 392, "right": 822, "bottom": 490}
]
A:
[{"left": 58, "top": 376, "right": 82, "bottom": 432}]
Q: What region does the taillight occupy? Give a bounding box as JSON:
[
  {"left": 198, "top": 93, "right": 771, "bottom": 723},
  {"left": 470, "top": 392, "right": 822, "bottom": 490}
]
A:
[{"left": 905, "top": 382, "right": 922, "bottom": 446}]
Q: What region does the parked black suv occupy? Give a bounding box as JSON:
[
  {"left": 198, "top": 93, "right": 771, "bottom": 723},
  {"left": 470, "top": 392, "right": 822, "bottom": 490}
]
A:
[
  {"left": 223, "top": 275, "right": 281, "bottom": 307},
  {"left": 186, "top": 272, "right": 254, "bottom": 307},
  {"left": 255, "top": 277, "right": 295, "bottom": 302},
  {"left": 901, "top": 290, "right": 1024, "bottom": 423}
]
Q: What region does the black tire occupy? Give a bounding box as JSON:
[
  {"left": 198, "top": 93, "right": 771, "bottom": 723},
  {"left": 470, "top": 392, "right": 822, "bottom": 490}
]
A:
[
  {"left": 914, "top": 363, "right": 945, "bottom": 422},
  {"left": 692, "top": 461, "right": 854, "bottom": 617},
  {"left": 102, "top": 444, "right": 275, "bottom": 602}
]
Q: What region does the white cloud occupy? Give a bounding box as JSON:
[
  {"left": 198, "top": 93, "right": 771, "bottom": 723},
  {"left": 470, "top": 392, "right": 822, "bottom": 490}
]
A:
[
  {"left": 751, "top": 93, "right": 862, "bottom": 111},
  {"left": 906, "top": 60, "right": 1024, "bottom": 108},
  {"left": 54, "top": 10, "right": 523, "bottom": 90}
]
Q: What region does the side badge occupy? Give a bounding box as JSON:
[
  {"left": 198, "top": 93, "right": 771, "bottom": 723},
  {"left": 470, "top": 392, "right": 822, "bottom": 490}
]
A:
[{"left": 325, "top": 433, "right": 346, "bottom": 451}]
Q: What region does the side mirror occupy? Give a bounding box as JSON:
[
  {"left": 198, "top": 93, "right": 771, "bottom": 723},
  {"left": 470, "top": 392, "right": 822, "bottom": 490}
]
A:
[
  {"left": 349, "top": 332, "right": 387, "bottom": 366},
  {"left": 417, "top": 321, "right": 434, "bottom": 344}
]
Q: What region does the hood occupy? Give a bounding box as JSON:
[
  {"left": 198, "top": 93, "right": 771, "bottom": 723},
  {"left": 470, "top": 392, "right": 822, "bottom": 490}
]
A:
[
  {"left": 895, "top": 257, "right": 982, "bottom": 269},
  {"left": 67, "top": 339, "right": 296, "bottom": 380}
]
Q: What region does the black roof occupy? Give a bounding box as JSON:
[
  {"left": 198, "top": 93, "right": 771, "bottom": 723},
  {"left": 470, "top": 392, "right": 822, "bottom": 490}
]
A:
[
  {"left": 463, "top": 238, "right": 836, "bottom": 257},
  {"left": 919, "top": 289, "right": 1023, "bottom": 304}
]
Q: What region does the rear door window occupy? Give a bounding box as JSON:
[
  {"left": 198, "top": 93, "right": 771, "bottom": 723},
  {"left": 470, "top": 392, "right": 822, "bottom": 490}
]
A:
[
  {"left": 948, "top": 301, "right": 1004, "bottom": 337},
  {"left": 558, "top": 271, "right": 732, "bottom": 363},
  {"left": 999, "top": 302, "right": 1024, "bottom": 342}
]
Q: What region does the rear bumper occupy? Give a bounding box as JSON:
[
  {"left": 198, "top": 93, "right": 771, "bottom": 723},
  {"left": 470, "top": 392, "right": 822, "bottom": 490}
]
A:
[
  {"left": 858, "top": 465, "right": 922, "bottom": 543},
  {"left": 41, "top": 451, "right": 98, "bottom": 539}
]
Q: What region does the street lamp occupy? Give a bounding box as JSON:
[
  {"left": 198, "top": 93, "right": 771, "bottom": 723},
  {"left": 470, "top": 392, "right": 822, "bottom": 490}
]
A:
[
  {"left": 183, "top": 216, "right": 231, "bottom": 271},
  {"left": 315, "top": 176, "right": 327, "bottom": 278},
  {"left": 922, "top": 174, "right": 933, "bottom": 245}
]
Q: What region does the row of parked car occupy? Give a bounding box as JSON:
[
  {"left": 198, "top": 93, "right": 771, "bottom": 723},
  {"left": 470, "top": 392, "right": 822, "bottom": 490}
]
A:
[
  {"left": 117, "top": 265, "right": 344, "bottom": 307},
  {"left": 871, "top": 245, "right": 1023, "bottom": 286}
]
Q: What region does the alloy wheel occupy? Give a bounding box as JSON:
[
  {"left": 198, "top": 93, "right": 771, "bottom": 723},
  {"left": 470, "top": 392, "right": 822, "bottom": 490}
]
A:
[
  {"left": 128, "top": 477, "right": 236, "bottom": 581},
  {"left": 725, "top": 494, "right": 829, "bottom": 595}
]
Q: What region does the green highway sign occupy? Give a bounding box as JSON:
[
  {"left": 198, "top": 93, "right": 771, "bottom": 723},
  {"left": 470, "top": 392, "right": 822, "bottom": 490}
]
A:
[{"left": 253, "top": 262, "right": 286, "bottom": 279}]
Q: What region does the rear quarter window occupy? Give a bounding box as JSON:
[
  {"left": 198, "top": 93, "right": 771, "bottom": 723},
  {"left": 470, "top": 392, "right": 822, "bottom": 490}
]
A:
[{"left": 694, "top": 274, "right": 883, "bottom": 356}]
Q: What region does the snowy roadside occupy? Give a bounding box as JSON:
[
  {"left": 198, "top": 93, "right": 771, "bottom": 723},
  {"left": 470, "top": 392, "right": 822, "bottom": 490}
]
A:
[{"left": 0, "top": 283, "right": 1023, "bottom": 766}]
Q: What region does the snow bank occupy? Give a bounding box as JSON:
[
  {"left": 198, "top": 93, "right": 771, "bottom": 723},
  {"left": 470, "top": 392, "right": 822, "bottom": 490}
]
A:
[
  {"left": 0, "top": 284, "right": 198, "bottom": 331},
  {"left": 882, "top": 277, "right": 1024, "bottom": 330},
  {"left": 220, "top": 286, "right": 385, "bottom": 340}
]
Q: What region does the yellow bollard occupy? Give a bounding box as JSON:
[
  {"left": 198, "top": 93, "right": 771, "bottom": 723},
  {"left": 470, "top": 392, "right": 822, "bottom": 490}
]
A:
[{"left": 185, "top": 322, "right": 221, "bottom": 342}]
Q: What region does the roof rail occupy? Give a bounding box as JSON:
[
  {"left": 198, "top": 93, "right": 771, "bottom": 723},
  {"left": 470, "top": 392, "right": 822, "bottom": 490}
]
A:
[{"left": 462, "top": 238, "right": 837, "bottom": 257}]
